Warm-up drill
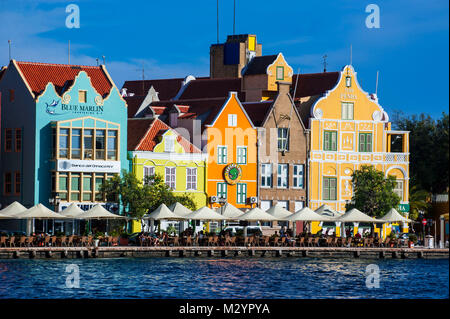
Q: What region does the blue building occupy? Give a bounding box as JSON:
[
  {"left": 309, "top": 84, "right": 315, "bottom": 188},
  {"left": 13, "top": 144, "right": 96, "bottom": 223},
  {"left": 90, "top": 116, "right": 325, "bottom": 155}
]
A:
[{"left": 0, "top": 60, "right": 127, "bottom": 231}]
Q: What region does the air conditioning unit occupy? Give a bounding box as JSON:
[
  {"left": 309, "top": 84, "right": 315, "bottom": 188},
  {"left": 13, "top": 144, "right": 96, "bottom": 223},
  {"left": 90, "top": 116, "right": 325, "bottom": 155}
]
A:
[
  {"left": 218, "top": 197, "right": 227, "bottom": 204},
  {"left": 210, "top": 196, "right": 218, "bottom": 203},
  {"left": 249, "top": 197, "right": 258, "bottom": 204}
]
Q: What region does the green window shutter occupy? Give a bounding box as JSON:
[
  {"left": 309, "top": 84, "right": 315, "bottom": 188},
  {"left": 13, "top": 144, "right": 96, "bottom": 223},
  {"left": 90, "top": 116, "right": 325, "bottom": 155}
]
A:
[
  {"left": 323, "top": 178, "right": 329, "bottom": 200},
  {"left": 331, "top": 132, "right": 337, "bottom": 151},
  {"left": 367, "top": 134, "right": 372, "bottom": 152},
  {"left": 324, "top": 132, "right": 329, "bottom": 151},
  {"left": 359, "top": 133, "right": 366, "bottom": 152}
]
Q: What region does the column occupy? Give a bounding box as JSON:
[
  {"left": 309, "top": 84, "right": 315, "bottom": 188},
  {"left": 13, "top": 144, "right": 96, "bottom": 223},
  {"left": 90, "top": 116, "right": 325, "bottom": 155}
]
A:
[
  {"left": 440, "top": 215, "right": 445, "bottom": 249},
  {"left": 353, "top": 222, "right": 359, "bottom": 236}
]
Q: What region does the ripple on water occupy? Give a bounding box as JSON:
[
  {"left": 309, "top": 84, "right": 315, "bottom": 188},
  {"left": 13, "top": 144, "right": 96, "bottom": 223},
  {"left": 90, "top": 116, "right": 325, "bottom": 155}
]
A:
[{"left": 0, "top": 257, "right": 448, "bottom": 299}]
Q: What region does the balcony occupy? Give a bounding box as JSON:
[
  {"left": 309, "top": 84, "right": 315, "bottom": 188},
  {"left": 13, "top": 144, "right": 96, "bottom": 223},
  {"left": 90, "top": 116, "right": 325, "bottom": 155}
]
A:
[{"left": 385, "top": 153, "right": 409, "bottom": 163}]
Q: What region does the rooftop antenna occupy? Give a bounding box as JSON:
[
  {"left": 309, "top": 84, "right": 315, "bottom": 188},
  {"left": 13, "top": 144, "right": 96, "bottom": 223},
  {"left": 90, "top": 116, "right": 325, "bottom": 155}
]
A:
[
  {"left": 217, "top": 0, "right": 219, "bottom": 43},
  {"left": 96, "top": 58, "right": 99, "bottom": 66},
  {"left": 233, "top": 0, "right": 236, "bottom": 35},
  {"left": 375, "top": 70, "right": 379, "bottom": 95},
  {"left": 102, "top": 55, "right": 106, "bottom": 65},
  {"left": 8, "top": 40, "right": 11, "bottom": 61},
  {"left": 136, "top": 63, "right": 145, "bottom": 95},
  {"left": 68, "top": 40, "right": 71, "bottom": 64},
  {"left": 322, "top": 54, "right": 328, "bottom": 72}
]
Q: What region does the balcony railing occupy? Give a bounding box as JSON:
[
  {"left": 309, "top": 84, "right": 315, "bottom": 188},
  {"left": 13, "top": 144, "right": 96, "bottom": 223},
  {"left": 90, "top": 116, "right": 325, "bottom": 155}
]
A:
[{"left": 385, "top": 153, "right": 408, "bottom": 163}]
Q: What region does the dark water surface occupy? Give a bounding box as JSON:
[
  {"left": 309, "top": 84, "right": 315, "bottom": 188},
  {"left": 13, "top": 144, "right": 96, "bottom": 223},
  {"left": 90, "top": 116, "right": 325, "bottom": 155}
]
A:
[{"left": 0, "top": 257, "right": 448, "bottom": 299}]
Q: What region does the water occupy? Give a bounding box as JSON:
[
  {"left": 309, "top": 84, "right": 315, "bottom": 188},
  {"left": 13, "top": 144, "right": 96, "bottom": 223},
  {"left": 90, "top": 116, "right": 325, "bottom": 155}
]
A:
[{"left": 0, "top": 257, "right": 448, "bottom": 299}]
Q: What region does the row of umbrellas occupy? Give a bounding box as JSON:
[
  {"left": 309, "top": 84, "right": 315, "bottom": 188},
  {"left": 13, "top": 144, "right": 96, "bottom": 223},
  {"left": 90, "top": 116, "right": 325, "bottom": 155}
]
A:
[
  {"left": 143, "top": 202, "right": 411, "bottom": 224},
  {"left": 0, "top": 201, "right": 411, "bottom": 224},
  {"left": 0, "top": 202, "right": 126, "bottom": 220}
]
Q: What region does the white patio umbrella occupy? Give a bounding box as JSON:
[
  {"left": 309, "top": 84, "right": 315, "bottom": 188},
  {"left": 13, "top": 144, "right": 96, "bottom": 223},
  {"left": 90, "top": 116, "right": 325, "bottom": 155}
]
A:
[
  {"left": 0, "top": 201, "right": 28, "bottom": 217},
  {"left": 315, "top": 204, "right": 343, "bottom": 218},
  {"left": 377, "top": 208, "right": 412, "bottom": 239},
  {"left": 185, "top": 206, "right": 228, "bottom": 234},
  {"left": 18, "top": 204, "right": 67, "bottom": 235},
  {"left": 168, "top": 202, "right": 192, "bottom": 234},
  {"left": 266, "top": 204, "right": 293, "bottom": 219},
  {"left": 81, "top": 204, "right": 127, "bottom": 220},
  {"left": 60, "top": 203, "right": 85, "bottom": 235},
  {"left": 283, "top": 207, "right": 332, "bottom": 235},
  {"left": 143, "top": 203, "right": 185, "bottom": 234},
  {"left": 237, "top": 207, "right": 277, "bottom": 237},
  {"left": 217, "top": 203, "right": 244, "bottom": 219},
  {"left": 336, "top": 208, "right": 378, "bottom": 238}
]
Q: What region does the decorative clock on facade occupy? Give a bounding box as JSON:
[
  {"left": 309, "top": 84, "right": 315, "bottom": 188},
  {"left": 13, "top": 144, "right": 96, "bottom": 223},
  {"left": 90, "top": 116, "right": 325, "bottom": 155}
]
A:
[{"left": 224, "top": 163, "right": 242, "bottom": 185}]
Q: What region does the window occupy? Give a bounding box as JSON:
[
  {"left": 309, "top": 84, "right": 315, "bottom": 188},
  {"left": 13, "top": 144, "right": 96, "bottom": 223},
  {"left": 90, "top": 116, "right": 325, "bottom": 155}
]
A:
[
  {"left": 276, "top": 66, "right": 284, "bottom": 80},
  {"left": 393, "top": 180, "right": 403, "bottom": 200},
  {"left": 186, "top": 167, "right": 197, "bottom": 190},
  {"left": 59, "top": 128, "right": 69, "bottom": 158},
  {"left": 107, "top": 130, "right": 118, "bottom": 159},
  {"left": 236, "top": 147, "right": 247, "bottom": 164},
  {"left": 83, "top": 175, "right": 92, "bottom": 201},
  {"left": 143, "top": 166, "right": 155, "bottom": 185},
  {"left": 294, "top": 201, "right": 304, "bottom": 212},
  {"left": 341, "top": 102, "right": 354, "bottom": 120},
  {"left": 164, "top": 135, "right": 175, "bottom": 152},
  {"left": 71, "top": 174, "right": 81, "bottom": 201},
  {"left": 95, "top": 176, "right": 104, "bottom": 201},
  {"left": 217, "top": 182, "right": 227, "bottom": 199},
  {"left": 261, "top": 163, "right": 272, "bottom": 187},
  {"left": 14, "top": 172, "right": 21, "bottom": 195},
  {"left": 71, "top": 129, "right": 81, "bottom": 159},
  {"left": 323, "top": 177, "right": 337, "bottom": 200},
  {"left": 293, "top": 164, "right": 304, "bottom": 188},
  {"left": 15, "top": 129, "right": 21, "bottom": 152},
  {"left": 277, "top": 164, "right": 288, "bottom": 188},
  {"left": 95, "top": 130, "right": 105, "bottom": 160},
  {"left": 323, "top": 131, "right": 337, "bottom": 151},
  {"left": 83, "top": 129, "right": 94, "bottom": 159},
  {"left": 390, "top": 134, "right": 404, "bottom": 153},
  {"left": 165, "top": 167, "right": 176, "bottom": 189},
  {"left": 9, "top": 89, "right": 15, "bottom": 102},
  {"left": 78, "top": 90, "right": 87, "bottom": 103},
  {"left": 217, "top": 146, "right": 227, "bottom": 164},
  {"left": 277, "top": 128, "right": 289, "bottom": 151},
  {"left": 359, "top": 133, "right": 372, "bottom": 152},
  {"left": 4, "top": 173, "right": 12, "bottom": 195},
  {"left": 236, "top": 183, "right": 247, "bottom": 204},
  {"left": 59, "top": 174, "right": 68, "bottom": 200},
  {"left": 5, "top": 129, "right": 12, "bottom": 152},
  {"left": 345, "top": 76, "right": 352, "bottom": 87},
  {"left": 228, "top": 114, "right": 237, "bottom": 127}
]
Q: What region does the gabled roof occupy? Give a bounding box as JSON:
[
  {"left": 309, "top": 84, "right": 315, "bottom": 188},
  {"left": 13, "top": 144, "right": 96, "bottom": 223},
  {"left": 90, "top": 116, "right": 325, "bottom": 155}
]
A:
[
  {"left": 124, "top": 95, "right": 146, "bottom": 118},
  {"left": 177, "top": 77, "right": 243, "bottom": 100},
  {"left": 14, "top": 60, "right": 113, "bottom": 98},
  {"left": 127, "top": 118, "right": 201, "bottom": 153},
  {"left": 241, "top": 101, "right": 274, "bottom": 127},
  {"left": 0, "top": 66, "right": 7, "bottom": 83},
  {"left": 122, "top": 77, "right": 206, "bottom": 99},
  {"left": 291, "top": 72, "right": 339, "bottom": 98},
  {"left": 242, "top": 55, "right": 278, "bottom": 76}
]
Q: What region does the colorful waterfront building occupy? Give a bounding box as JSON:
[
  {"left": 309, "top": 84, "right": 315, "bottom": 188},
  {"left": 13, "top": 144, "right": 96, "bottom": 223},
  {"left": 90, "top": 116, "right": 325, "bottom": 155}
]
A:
[
  {"left": 205, "top": 92, "right": 258, "bottom": 211},
  {"left": 0, "top": 60, "right": 127, "bottom": 232},
  {"left": 297, "top": 65, "right": 409, "bottom": 235},
  {"left": 127, "top": 118, "right": 208, "bottom": 232}
]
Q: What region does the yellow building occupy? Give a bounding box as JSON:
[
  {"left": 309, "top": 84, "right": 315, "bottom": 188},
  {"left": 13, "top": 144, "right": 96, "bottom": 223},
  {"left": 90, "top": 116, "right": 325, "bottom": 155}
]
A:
[
  {"left": 127, "top": 118, "right": 208, "bottom": 232},
  {"left": 301, "top": 65, "right": 409, "bottom": 234}
]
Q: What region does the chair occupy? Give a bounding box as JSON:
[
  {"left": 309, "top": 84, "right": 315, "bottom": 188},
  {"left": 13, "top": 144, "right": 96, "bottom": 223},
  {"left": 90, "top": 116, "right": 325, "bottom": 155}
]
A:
[
  {"left": 59, "top": 236, "right": 67, "bottom": 247},
  {"left": 325, "top": 237, "right": 333, "bottom": 247},
  {"left": 43, "top": 236, "right": 51, "bottom": 247},
  {"left": 67, "top": 235, "right": 74, "bottom": 247},
  {"left": 112, "top": 236, "right": 119, "bottom": 246},
  {"left": 298, "top": 237, "right": 305, "bottom": 247},
  {"left": 79, "top": 236, "right": 88, "bottom": 247},
  {"left": 347, "top": 237, "right": 353, "bottom": 247},
  {"left": 224, "top": 235, "right": 231, "bottom": 247},
  {"left": 382, "top": 237, "right": 391, "bottom": 248},
  {"left": 139, "top": 236, "right": 146, "bottom": 246},
  {"left": 340, "top": 237, "right": 347, "bottom": 247},
  {"left": 172, "top": 236, "right": 180, "bottom": 247},
  {"left": 313, "top": 237, "right": 320, "bottom": 247},
  {"left": 185, "top": 236, "right": 192, "bottom": 247},
  {"left": 279, "top": 237, "right": 286, "bottom": 247},
  {"left": 229, "top": 236, "right": 237, "bottom": 247},
  {"left": 26, "top": 236, "right": 35, "bottom": 247},
  {"left": 0, "top": 236, "right": 7, "bottom": 247},
  {"left": 50, "top": 236, "right": 57, "bottom": 247},
  {"left": 261, "top": 236, "right": 270, "bottom": 247},
  {"left": 8, "top": 236, "right": 15, "bottom": 247},
  {"left": 272, "top": 237, "right": 279, "bottom": 247}
]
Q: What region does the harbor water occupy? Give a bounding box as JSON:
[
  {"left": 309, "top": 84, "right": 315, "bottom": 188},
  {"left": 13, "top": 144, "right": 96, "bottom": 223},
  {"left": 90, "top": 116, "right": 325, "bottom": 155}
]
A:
[{"left": 0, "top": 257, "right": 448, "bottom": 299}]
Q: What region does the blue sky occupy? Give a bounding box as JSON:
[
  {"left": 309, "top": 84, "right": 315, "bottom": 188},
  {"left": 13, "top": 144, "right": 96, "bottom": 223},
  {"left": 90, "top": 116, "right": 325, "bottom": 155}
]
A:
[{"left": 0, "top": 0, "right": 448, "bottom": 118}]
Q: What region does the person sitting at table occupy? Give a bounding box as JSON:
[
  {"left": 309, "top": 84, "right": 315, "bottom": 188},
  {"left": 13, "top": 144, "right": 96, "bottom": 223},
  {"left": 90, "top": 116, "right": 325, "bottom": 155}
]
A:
[{"left": 355, "top": 232, "right": 362, "bottom": 239}]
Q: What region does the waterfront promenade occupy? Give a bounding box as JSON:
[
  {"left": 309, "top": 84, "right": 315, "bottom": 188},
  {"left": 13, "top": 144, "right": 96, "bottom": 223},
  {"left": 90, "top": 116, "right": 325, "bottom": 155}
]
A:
[{"left": 0, "top": 246, "right": 447, "bottom": 259}]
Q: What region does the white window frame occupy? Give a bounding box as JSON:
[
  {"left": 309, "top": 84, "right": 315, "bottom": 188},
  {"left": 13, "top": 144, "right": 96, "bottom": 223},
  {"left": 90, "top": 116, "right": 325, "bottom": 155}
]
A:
[
  {"left": 277, "top": 128, "right": 290, "bottom": 151},
  {"left": 394, "top": 180, "right": 404, "bottom": 200},
  {"left": 165, "top": 167, "right": 176, "bottom": 189},
  {"left": 293, "top": 164, "right": 304, "bottom": 189},
  {"left": 341, "top": 102, "right": 354, "bottom": 120},
  {"left": 236, "top": 146, "right": 247, "bottom": 165},
  {"left": 277, "top": 164, "right": 288, "bottom": 189},
  {"left": 261, "top": 163, "right": 272, "bottom": 188},
  {"left": 228, "top": 114, "right": 237, "bottom": 127},
  {"left": 186, "top": 167, "right": 197, "bottom": 190},
  {"left": 236, "top": 183, "right": 247, "bottom": 204},
  {"left": 217, "top": 182, "right": 227, "bottom": 199},
  {"left": 143, "top": 166, "right": 155, "bottom": 185},
  {"left": 217, "top": 146, "right": 227, "bottom": 164}
]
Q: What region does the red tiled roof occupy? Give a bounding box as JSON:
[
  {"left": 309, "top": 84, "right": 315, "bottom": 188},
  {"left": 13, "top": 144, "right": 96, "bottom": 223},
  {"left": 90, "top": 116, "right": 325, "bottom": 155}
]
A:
[
  {"left": 128, "top": 118, "right": 201, "bottom": 153},
  {"left": 291, "top": 72, "right": 339, "bottom": 98},
  {"left": 177, "top": 77, "right": 243, "bottom": 100},
  {"left": 15, "top": 61, "right": 113, "bottom": 98}
]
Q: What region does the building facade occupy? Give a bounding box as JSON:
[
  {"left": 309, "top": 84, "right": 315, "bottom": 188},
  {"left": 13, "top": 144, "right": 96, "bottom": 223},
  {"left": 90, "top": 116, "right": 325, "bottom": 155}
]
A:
[
  {"left": 0, "top": 61, "right": 127, "bottom": 218},
  {"left": 306, "top": 65, "right": 410, "bottom": 216},
  {"left": 128, "top": 117, "right": 208, "bottom": 232}
]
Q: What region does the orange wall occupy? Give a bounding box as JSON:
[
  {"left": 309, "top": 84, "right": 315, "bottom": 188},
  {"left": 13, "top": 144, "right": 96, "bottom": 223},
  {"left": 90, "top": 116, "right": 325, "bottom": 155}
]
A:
[{"left": 206, "top": 93, "right": 257, "bottom": 209}]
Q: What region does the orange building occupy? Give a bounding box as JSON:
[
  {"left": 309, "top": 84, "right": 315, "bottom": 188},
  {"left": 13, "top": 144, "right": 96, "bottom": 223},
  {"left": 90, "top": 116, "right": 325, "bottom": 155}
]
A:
[{"left": 205, "top": 92, "right": 257, "bottom": 209}]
